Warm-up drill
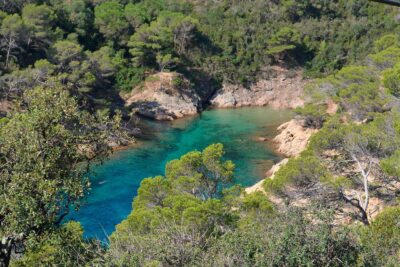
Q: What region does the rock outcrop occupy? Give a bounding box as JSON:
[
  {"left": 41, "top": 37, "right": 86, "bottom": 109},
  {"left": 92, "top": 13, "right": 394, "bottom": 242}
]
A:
[
  {"left": 123, "top": 66, "right": 306, "bottom": 121},
  {"left": 124, "top": 72, "right": 201, "bottom": 121},
  {"left": 273, "top": 119, "right": 318, "bottom": 157},
  {"left": 245, "top": 119, "right": 317, "bottom": 194},
  {"left": 210, "top": 66, "right": 306, "bottom": 109}
]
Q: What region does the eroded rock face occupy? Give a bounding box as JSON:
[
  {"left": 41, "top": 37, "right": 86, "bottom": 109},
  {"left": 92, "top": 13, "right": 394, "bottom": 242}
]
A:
[
  {"left": 210, "top": 67, "right": 306, "bottom": 109},
  {"left": 124, "top": 67, "right": 306, "bottom": 120},
  {"left": 273, "top": 119, "right": 318, "bottom": 157},
  {"left": 245, "top": 119, "right": 316, "bottom": 194},
  {"left": 124, "top": 72, "right": 201, "bottom": 121}
]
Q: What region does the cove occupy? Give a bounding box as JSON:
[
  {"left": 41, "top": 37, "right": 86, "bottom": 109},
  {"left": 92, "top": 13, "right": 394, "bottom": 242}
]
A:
[{"left": 68, "top": 107, "right": 292, "bottom": 240}]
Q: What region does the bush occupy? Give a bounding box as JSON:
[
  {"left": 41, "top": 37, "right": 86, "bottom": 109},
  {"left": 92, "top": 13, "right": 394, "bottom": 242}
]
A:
[
  {"left": 11, "top": 222, "right": 104, "bottom": 267},
  {"left": 202, "top": 208, "right": 360, "bottom": 267},
  {"left": 370, "top": 46, "right": 400, "bottom": 70},
  {"left": 383, "top": 63, "right": 400, "bottom": 97},
  {"left": 359, "top": 206, "right": 400, "bottom": 266},
  {"left": 295, "top": 103, "right": 327, "bottom": 129},
  {"left": 115, "top": 66, "right": 145, "bottom": 92},
  {"left": 374, "top": 34, "right": 399, "bottom": 53},
  {"left": 264, "top": 150, "right": 332, "bottom": 194},
  {"left": 172, "top": 76, "right": 184, "bottom": 88}
]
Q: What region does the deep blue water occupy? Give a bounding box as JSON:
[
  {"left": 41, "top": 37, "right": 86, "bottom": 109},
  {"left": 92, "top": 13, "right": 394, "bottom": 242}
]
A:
[{"left": 68, "top": 107, "right": 291, "bottom": 240}]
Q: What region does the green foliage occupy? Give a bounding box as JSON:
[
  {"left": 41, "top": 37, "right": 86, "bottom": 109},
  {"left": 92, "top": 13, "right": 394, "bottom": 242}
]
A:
[
  {"left": 172, "top": 75, "right": 184, "bottom": 88},
  {"left": 0, "top": 13, "right": 26, "bottom": 68},
  {"left": 60, "top": 0, "right": 94, "bottom": 37},
  {"left": 133, "top": 176, "right": 171, "bottom": 209},
  {"left": 381, "top": 150, "right": 400, "bottom": 177},
  {"left": 129, "top": 11, "right": 198, "bottom": 69},
  {"left": 124, "top": 0, "right": 165, "bottom": 29},
  {"left": 22, "top": 4, "right": 55, "bottom": 45},
  {"left": 1, "top": 0, "right": 400, "bottom": 265},
  {"left": 108, "top": 144, "right": 236, "bottom": 266},
  {"left": 50, "top": 41, "right": 120, "bottom": 94},
  {"left": 360, "top": 112, "right": 400, "bottom": 156},
  {"left": 0, "top": 0, "right": 398, "bottom": 90},
  {"left": 374, "top": 34, "right": 399, "bottom": 53},
  {"left": 51, "top": 40, "right": 96, "bottom": 93},
  {"left": 264, "top": 150, "right": 332, "bottom": 194},
  {"left": 109, "top": 145, "right": 363, "bottom": 267},
  {"left": 165, "top": 143, "right": 235, "bottom": 199},
  {"left": 51, "top": 39, "right": 84, "bottom": 66},
  {"left": 241, "top": 192, "right": 274, "bottom": 214},
  {"left": 310, "top": 112, "right": 400, "bottom": 158},
  {"left": 325, "top": 176, "right": 354, "bottom": 190},
  {"left": 87, "top": 46, "right": 121, "bottom": 81},
  {"left": 0, "top": 84, "right": 114, "bottom": 259},
  {"left": 359, "top": 206, "right": 400, "bottom": 266},
  {"left": 370, "top": 46, "right": 400, "bottom": 70},
  {"left": 267, "top": 27, "right": 300, "bottom": 56},
  {"left": 295, "top": 103, "right": 327, "bottom": 128},
  {"left": 94, "top": 0, "right": 129, "bottom": 42},
  {"left": 115, "top": 66, "right": 145, "bottom": 92},
  {"left": 308, "top": 117, "right": 348, "bottom": 152},
  {"left": 306, "top": 65, "right": 387, "bottom": 121},
  {"left": 383, "top": 63, "right": 400, "bottom": 97},
  {"left": 238, "top": 191, "right": 275, "bottom": 226},
  {"left": 337, "top": 82, "right": 385, "bottom": 120},
  {"left": 11, "top": 222, "right": 104, "bottom": 267},
  {"left": 156, "top": 53, "right": 178, "bottom": 71},
  {"left": 202, "top": 208, "right": 360, "bottom": 267}
]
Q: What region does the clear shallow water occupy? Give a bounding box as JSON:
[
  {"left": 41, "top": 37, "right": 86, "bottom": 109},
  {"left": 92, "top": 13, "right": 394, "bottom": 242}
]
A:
[{"left": 68, "top": 107, "right": 291, "bottom": 240}]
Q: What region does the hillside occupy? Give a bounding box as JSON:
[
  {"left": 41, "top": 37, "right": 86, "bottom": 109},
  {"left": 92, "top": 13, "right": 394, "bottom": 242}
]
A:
[{"left": 1, "top": 1, "right": 400, "bottom": 267}]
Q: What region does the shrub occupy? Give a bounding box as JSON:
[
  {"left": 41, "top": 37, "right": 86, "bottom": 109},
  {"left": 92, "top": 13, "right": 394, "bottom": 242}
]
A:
[
  {"left": 264, "top": 150, "right": 332, "bottom": 194},
  {"left": 359, "top": 206, "right": 400, "bottom": 266},
  {"left": 172, "top": 76, "right": 184, "bottom": 88},
  {"left": 115, "top": 66, "right": 145, "bottom": 92},
  {"left": 295, "top": 103, "right": 327, "bottom": 129},
  {"left": 383, "top": 63, "right": 400, "bottom": 97}
]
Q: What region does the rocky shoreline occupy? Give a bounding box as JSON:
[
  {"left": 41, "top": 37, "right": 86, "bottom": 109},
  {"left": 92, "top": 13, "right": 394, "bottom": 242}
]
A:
[
  {"left": 119, "top": 67, "right": 310, "bottom": 195},
  {"left": 247, "top": 117, "right": 400, "bottom": 224},
  {"left": 123, "top": 72, "right": 203, "bottom": 121},
  {"left": 246, "top": 119, "right": 315, "bottom": 194},
  {"left": 272, "top": 119, "right": 318, "bottom": 157},
  {"left": 210, "top": 67, "right": 305, "bottom": 109},
  {"left": 122, "top": 66, "right": 306, "bottom": 121}
]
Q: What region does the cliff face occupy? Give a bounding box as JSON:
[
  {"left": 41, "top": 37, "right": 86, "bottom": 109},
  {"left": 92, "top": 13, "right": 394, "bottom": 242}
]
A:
[
  {"left": 123, "top": 72, "right": 202, "bottom": 121},
  {"left": 210, "top": 67, "right": 306, "bottom": 109},
  {"left": 273, "top": 119, "right": 318, "bottom": 157},
  {"left": 124, "top": 66, "right": 306, "bottom": 121},
  {"left": 245, "top": 119, "right": 315, "bottom": 194}
]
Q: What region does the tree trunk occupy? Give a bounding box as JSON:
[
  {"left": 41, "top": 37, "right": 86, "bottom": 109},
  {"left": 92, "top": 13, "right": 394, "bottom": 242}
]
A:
[
  {"left": 340, "top": 190, "right": 370, "bottom": 225},
  {"left": 0, "top": 237, "right": 13, "bottom": 267},
  {"left": 0, "top": 234, "right": 24, "bottom": 267},
  {"left": 339, "top": 154, "right": 372, "bottom": 225},
  {"left": 5, "top": 35, "right": 15, "bottom": 69},
  {"left": 360, "top": 209, "right": 370, "bottom": 226}
]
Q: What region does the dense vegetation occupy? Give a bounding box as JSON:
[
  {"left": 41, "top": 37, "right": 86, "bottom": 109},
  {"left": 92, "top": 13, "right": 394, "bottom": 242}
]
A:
[
  {"left": 1, "top": 0, "right": 400, "bottom": 266},
  {"left": 7, "top": 143, "right": 400, "bottom": 266},
  {"left": 0, "top": 0, "right": 398, "bottom": 103}
]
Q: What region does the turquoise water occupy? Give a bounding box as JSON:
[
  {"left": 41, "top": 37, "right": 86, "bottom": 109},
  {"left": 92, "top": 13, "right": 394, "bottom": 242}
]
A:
[{"left": 68, "top": 107, "right": 291, "bottom": 240}]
